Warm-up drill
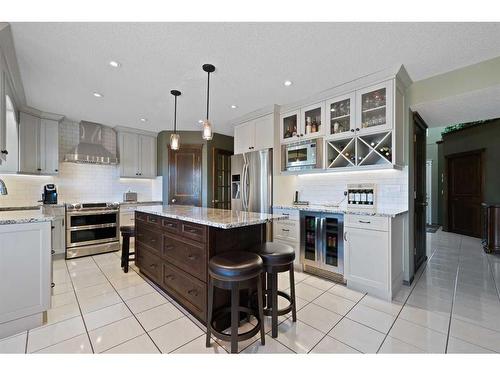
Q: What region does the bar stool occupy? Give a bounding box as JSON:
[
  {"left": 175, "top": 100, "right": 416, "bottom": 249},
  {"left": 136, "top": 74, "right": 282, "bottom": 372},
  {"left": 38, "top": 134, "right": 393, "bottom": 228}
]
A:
[
  {"left": 206, "top": 251, "right": 265, "bottom": 354},
  {"left": 255, "top": 242, "right": 296, "bottom": 338},
  {"left": 120, "top": 226, "right": 135, "bottom": 273}
]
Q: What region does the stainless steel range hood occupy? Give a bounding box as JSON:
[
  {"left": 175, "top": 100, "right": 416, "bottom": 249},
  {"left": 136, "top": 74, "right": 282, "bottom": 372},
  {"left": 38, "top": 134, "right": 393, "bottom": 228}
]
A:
[{"left": 64, "top": 121, "right": 118, "bottom": 164}]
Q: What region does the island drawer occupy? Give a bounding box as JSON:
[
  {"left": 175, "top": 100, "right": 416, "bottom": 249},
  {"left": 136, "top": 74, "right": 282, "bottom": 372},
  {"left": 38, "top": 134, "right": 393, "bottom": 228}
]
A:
[
  {"left": 180, "top": 222, "right": 206, "bottom": 243},
  {"left": 162, "top": 262, "right": 206, "bottom": 321},
  {"left": 136, "top": 225, "right": 163, "bottom": 254},
  {"left": 136, "top": 247, "right": 162, "bottom": 284},
  {"left": 163, "top": 233, "right": 207, "bottom": 282},
  {"left": 162, "top": 218, "right": 180, "bottom": 234}
]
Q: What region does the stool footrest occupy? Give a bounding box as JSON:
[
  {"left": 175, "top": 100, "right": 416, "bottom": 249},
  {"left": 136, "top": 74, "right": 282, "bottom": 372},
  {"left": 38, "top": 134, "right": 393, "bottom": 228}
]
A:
[
  {"left": 210, "top": 306, "right": 262, "bottom": 343},
  {"left": 262, "top": 289, "right": 293, "bottom": 317}
]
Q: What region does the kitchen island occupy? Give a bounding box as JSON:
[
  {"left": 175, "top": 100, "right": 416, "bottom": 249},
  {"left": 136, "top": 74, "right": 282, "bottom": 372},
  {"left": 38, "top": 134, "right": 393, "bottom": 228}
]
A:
[{"left": 134, "top": 205, "right": 284, "bottom": 324}]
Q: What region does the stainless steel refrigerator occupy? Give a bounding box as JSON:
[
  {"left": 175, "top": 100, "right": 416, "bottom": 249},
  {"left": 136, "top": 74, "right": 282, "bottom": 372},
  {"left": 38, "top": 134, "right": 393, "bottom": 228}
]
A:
[{"left": 231, "top": 149, "right": 273, "bottom": 214}]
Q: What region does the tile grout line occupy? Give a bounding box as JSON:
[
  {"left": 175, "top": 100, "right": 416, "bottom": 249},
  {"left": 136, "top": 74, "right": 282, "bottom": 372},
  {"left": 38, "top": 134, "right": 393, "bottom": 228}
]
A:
[
  {"left": 374, "top": 246, "right": 432, "bottom": 354},
  {"left": 307, "top": 288, "right": 367, "bottom": 353},
  {"left": 444, "top": 237, "right": 462, "bottom": 353},
  {"left": 92, "top": 257, "right": 164, "bottom": 353},
  {"left": 64, "top": 258, "right": 96, "bottom": 354}
]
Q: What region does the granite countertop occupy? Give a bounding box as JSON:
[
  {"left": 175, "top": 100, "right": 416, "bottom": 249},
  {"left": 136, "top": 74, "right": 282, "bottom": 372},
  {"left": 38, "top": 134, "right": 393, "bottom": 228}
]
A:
[
  {"left": 120, "top": 200, "right": 163, "bottom": 206},
  {"left": 135, "top": 204, "right": 287, "bottom": 229},
  {"left": 0, "top": 210, "right": 54, "bottom": 225},
  {"left": 273, "top": 204, "right": 408, "bottom": 218}
]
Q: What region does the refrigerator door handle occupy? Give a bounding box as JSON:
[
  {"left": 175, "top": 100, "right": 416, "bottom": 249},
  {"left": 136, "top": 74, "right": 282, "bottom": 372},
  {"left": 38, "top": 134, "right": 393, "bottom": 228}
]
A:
[
  {"left": 242, "top": 161, "right": 249, "bottom": 211},
  {"left": 320, "top": 217, "right": 326, "bottom": 265}
]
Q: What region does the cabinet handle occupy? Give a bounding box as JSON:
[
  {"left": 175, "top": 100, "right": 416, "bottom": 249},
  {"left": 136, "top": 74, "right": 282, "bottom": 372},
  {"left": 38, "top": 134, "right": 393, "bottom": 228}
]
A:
[
  {"left": 281, "top": 228, "right": 290, "bottom": 232},
  {"left": 149, "top": 263, "right": 157, "bottom": 269},
  {"left": 165, "top": 245, "right": 174, "bottom": 251},
  {"left": 51, "top": 282, "right": 55, "bottom": 288},
  {"left": 149, "top": 238, "right": 156, "bottom": 243},
  {"left": 344, "top": 231, "right": 348, "bottom": 241},
  {"left": 350, "top": 129, "right": 355, "bottom": 132},
  {"left": 55, "top": 169, "right": 58, "bottom": 172},
  {"left": 165, "top": 274, "right": 175, "bottom": 281},
  {"left": 358, "top": 220, "right": 371, "bottom": 224},
  {"left": 187, "top": 289, "right": 199, "bottom": 296},
  {"left": 51, "top": 250, "right": 55, "bottom": 255},
  {"left": 165, "top": 222, "right": 175, "bottom": 228},
  {"left": 187, "top": 228, "right": 197, "bottom": 233},
  {"left": 1, "top": 150, "right": 8, "bottom": 155},
  {"left": 356, "top": 128, "right": 360, "bottom": 131},
  {"left": 37, "top": 168, "right": 42, "bottom": 171},
  {"left": 187, "top": 254, "right": 196, "bottom": 260}
]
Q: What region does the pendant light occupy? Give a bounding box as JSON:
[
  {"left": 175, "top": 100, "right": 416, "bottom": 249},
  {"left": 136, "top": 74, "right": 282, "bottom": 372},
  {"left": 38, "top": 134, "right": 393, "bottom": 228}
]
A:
[
  {"left": 201, "top": 63, "right": 215, "bottom": 140},
  {"left": 170, "top": 90, "right": 181, "bottom": 150}
]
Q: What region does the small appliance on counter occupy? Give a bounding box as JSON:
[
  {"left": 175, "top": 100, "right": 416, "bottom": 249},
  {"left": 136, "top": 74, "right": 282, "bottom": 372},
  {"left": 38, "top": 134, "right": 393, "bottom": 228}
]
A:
[
  {"left": 123, "top": 190, "right": 138, "bottom": 202},
  {"left": 293, "top": 191, "right": 309, "bottom": 206},
  {"left": 347, "top": 183, "right": 376, "bottom": 212},
  {"left": 42, "top": 184, "right": 58, "bottom": 204}
]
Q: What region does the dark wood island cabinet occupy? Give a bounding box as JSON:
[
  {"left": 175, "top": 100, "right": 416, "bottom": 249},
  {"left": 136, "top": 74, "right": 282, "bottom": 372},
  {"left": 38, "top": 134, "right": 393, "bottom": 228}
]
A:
[{"left": 133, "top": 205, "right": 282, "bottom": 324}]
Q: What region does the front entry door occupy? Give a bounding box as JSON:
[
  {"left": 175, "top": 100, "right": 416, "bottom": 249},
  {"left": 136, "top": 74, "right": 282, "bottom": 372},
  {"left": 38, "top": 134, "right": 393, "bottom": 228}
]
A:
[
  {"left": 413, "top": 112, "right": 427, "bottom": 272},
  {"left": 446, "top": 150, "right": 483, "bottom": 237},
  {"left": 168, "top": 144, "right": 202, "bottom": 206}
]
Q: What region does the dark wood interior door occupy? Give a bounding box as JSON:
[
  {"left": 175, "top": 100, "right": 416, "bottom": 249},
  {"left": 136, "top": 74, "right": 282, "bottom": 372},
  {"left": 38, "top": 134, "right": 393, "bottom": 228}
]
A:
[
  {"left": 413, "top": 112, "right": 427, "bottom": 272},
  {"left": 212, "top": 148, "right": 232, "bottom": 209},
  {"left": 168, "top": 144, "right": 202, "bottom": 206},
  {"left": 447, "top": 150, "right": 483, "bottom": 237}
]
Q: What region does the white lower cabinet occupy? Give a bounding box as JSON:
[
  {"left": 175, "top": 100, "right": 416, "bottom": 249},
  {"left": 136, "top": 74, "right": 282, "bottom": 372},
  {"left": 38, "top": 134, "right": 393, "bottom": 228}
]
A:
[
  {"left": 344, "top": 213, "right": 405, "bottom": 301},
  {"left": 273, "top": 208, "right": 300, "bottom": 267},
  {"left": 0, "top": 222, "right": 51, "bottom": 338}
]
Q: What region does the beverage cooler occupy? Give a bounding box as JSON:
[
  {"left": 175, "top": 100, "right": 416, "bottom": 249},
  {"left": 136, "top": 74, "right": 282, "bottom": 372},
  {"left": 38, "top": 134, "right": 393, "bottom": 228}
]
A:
[{"left": 300, "top": 211, "right": 344, "bottom": 276}]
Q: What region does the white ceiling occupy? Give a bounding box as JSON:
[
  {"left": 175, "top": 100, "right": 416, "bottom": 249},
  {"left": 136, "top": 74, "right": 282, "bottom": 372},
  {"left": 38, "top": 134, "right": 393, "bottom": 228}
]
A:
[
  {"left": 10, "top": 22, "right": 500, "bottom": 136},
  {"left": 412, "top": 84, "right": 500, "bottom": 127}
]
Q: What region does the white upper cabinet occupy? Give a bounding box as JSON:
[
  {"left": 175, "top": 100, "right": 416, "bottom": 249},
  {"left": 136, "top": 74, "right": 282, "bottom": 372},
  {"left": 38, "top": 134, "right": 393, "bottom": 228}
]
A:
[
  {"left": 19, "top": 112, "right": 40, "bottom": 174},
  {"left": 40, "top": 119, "right": 59, "bottom": 174},
  {"left": 355, "top": 80, "right": 393, "bottom": 135},
  {"left": 325, "top": 92, "right": 356, "bottom": 139},
  {"left": 280, "top": 102, "right": 325, "bottom": 144},
  {"left": 233, "top": 113, "right": 274, "bottom": 155},
  {"left": 19, "top": 112, "right": 60, "bottom": 175},
  {"left": 118, "top": 130, "right": 157, "bottom": 178},
  {"left": 139, "top": 134, "right": 157, "bottom": 178}
]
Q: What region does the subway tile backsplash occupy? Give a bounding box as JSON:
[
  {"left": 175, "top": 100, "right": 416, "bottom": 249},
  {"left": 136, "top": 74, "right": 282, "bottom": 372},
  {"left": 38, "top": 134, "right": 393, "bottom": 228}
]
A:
[
  {"left": 0, "top": 120, "right": 162, "bottom": 207},
  {"left": 294, "top": 168, "right": 408, "bottom": 210}
]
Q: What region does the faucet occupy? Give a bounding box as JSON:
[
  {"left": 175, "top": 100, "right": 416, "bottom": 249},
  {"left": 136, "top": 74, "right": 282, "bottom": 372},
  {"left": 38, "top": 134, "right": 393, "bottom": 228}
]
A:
[{"left": 0, "top": 178, "right": 8, "bottom": 195}]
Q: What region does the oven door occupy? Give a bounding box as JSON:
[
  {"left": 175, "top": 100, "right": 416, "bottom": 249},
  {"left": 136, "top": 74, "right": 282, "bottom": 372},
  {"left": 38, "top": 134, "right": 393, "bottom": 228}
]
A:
[
  {"left": 286, "top": 143, "right": 316, "bottom": 169},
  {"left": 66, "top": 211, "right": 119, "bottom": 247}
]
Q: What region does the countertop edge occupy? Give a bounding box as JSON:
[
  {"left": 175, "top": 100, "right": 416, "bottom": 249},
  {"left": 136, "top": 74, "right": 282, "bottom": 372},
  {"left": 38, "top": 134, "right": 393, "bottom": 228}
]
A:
[{"left": 273, "top": 205, "right": 409, "bottom": 218}]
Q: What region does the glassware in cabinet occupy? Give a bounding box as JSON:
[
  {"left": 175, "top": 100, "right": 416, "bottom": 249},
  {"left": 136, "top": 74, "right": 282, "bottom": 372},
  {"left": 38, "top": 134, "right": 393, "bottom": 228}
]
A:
[
  {"left": 356, "top": 81, "right": 393, "bottom": 133},
  {"left": 281, "top": 112, "right": 299, "bottom": 142},
  {"left": 302, "top": 105, "right": 323, "bottom": 137},
  {"left": 327, "top": 93, "right": 355, "bottom": 137}
]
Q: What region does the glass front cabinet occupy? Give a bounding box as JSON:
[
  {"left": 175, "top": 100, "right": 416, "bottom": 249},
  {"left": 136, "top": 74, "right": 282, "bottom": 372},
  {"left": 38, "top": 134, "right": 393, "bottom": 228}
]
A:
[
  {"left": 280, "top": 102, "right": 324, "bottom": 143},
  {"left": 326, "top": 93, "right": 355, "bottom": 139},
  {"left": 355, "top": 80, "right": 393, "bottom": 135}
]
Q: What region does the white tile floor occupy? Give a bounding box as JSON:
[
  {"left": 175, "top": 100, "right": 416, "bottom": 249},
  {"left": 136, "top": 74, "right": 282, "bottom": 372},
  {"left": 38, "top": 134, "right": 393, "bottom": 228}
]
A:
[{"left": 1, "top": 228, "right": 500, "bottom": 354}]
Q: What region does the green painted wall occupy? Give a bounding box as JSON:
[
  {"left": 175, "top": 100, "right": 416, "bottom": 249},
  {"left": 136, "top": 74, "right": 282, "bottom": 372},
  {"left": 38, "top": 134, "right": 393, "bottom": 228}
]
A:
[
  {"left": 157, "top": 131, "right": 233, "bottom": 207},
  {"left": 441, "top": 120, "right": 500, "bottom": 204}
]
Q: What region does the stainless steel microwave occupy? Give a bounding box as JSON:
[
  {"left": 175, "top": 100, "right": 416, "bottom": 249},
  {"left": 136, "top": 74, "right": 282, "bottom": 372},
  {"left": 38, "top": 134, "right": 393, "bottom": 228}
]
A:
[{"left": 282, "top": 138, "right": 323, "bottom": 172}]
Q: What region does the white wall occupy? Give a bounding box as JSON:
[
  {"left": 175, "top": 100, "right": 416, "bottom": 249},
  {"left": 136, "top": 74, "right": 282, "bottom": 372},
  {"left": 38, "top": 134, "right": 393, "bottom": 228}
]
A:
[
  {"left": 275, "top": 168, "right": 408, "bottom": 211},
  {"left": 0, "top": 119, "right": 162, "bottom": 207}
]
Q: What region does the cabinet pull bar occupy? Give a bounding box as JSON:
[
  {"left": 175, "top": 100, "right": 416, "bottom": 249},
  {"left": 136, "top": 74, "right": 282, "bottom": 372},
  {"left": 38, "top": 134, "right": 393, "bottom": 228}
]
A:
[{"left": 358, "top": 220, "right": 371, "bottom": 224}]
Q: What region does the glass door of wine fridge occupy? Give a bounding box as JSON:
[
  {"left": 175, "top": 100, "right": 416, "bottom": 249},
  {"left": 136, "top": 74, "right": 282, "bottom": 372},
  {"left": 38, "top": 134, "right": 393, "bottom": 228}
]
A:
[
  {"left": 302, "top": 214, "right": 319, "bottom": 265},
  {"left": 300, "top": 211, "right": 344, "bottom": 275}
]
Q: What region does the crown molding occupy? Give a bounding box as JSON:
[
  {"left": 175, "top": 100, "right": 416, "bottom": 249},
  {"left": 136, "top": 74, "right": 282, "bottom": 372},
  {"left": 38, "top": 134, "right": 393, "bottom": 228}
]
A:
[{"left": 20, "top": 106, "right": 64, "bottom": 121}]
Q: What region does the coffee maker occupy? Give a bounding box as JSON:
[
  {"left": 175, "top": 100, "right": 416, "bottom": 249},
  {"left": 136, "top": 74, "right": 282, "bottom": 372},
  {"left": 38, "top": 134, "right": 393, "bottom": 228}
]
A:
[{"left": 42, "top": 184, "right": 58, "bottom": 204}]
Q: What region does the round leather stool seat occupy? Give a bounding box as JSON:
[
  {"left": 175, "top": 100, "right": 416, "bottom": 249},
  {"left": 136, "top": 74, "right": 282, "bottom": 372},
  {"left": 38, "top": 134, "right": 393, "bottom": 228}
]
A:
[
  {"left": 120, "top": 226, "right": 135, "bottom": 236},
  {"left": 256, "top": 242, "right": 295, "bottom": 266},
  {"left": 209, "top": 251, "right": 263, "bottom": 282}
]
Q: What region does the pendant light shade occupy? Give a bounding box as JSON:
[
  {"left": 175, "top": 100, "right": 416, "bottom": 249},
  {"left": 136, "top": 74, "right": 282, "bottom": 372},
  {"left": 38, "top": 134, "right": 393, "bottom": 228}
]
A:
[
  {"left": 170, "top": 90, "right": 181, "bottom": 150},
  {"left": 201, "top": 64, "right": 215, "bottom": 140}
]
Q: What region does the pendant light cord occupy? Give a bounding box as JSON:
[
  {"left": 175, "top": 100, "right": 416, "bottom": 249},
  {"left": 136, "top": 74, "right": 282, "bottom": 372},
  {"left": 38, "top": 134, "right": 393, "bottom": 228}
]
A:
[
  {"left": 206, "top": 71, "right": 210, "bottom": 120},
  {"left": 174, "top": 95, "right": 177, "bottom": 133}
]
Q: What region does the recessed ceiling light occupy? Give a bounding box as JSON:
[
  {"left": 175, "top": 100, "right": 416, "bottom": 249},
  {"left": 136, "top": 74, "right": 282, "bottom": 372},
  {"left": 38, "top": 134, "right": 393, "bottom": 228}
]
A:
[
  {"left": 109, "top": 60, "right": 121, "bottom": 68},
  {"left": 140, "top": 118, "right": 148, "bottom": 122},
  {"left": 93, "top": 92, "right": 103, "bottom": 98},
  {"left": 198, "top": 119, "right": 203, "bottom": 124},
  {"left": 284, "top": 80, "right": 293, "bottom": 87},
  {"left": 231, "top": 105, "right": 238, "bottom": 109}
]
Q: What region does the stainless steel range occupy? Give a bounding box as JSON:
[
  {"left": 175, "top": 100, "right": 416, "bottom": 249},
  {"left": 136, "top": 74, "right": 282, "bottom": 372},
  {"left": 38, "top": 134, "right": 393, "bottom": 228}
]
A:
[{"left": 65, "top": 202, "right": 120, "bottom": 259}]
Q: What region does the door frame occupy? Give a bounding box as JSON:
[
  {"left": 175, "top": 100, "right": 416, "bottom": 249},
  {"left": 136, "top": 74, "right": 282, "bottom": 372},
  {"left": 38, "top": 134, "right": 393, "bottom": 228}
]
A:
[
  {"left": 413, "top": 111, "right": 428, "bottom": 273},
  {"left": 167, "top": 143, "right": 203, "bottom": 206},
  {"left": 426, "top": 160, "right": 433, "bottom": 225},
  {"left": 443, "top": 148, "right": 485, "bottom": 235},
  {"left": 211, "top": 148, "right": 233, "bottom": 209}
]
